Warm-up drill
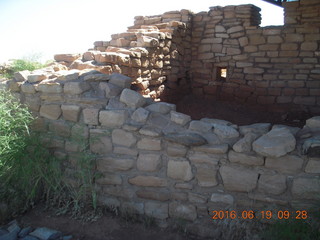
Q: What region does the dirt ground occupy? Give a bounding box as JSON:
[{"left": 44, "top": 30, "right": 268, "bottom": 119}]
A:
[{"left": 18, "top": 205, "right": 204, "bottom": 240}]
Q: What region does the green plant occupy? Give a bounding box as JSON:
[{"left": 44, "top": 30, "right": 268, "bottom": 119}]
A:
[
  {"left": 0, "top": 89, "right": 64, "bottom": 220},
  {"left": 261, "top": 219, "right": 320, "bottom": 240}
]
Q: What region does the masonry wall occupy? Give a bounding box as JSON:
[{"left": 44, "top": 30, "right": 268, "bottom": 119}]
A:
[
  {"left": 190, "top": 0, "right": 320, "bottom": 113},
  {"left": 4, "top": 68, "right": 320, "bottom": 237}
]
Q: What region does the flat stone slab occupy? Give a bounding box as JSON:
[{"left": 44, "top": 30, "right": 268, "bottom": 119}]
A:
[
  {"left": 252, "top": 128, "right": 296, "bottom": 158},
  {"left": 164, "top": 132, "right": 207, "bottom": 146}
]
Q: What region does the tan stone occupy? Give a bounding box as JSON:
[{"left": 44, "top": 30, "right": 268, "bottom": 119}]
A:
[
  {"left": 90, "top": 130, "right": 113, "bottom": 154},
  {"left": 292, "top": 177, "right": 320, "bottom": 200},
  {"left": 258, "top": 174, "right": 287, "bottom": 195},
  {"left": 265, "top": 155, "right": 304, "bottom": 173},
  {"left": 112, "top": 129, "right": 137, "bottom": 147},
  {"left": 61, "top": 105, "right": 81, "bottom": 122},
  {"left": 228, "top": 150, "right": 264, "bottom": 166},
  {"left": 167, "top": 159, "right": 193, "bottom": 181},
  {"left": 136, "top": 190, "right": 170, "bottom": 201},
  {"left": 196, "top": 166, "right": 218, "bottom": 187},
  {"left": 36, "top": 82, "right": 63, "bottom": 93},
  {"left": 188, "top": 151, "right": 222, "bottom": 165},
  {"left": 97, "top": 173, "right": 122, "bottom": 185},
  {"left": 137, "top": 153, "right": 161, "bottom": 172},
  {"left": 220, "top": 165, "right": 258, "bottom": 192},
  {"left": 167, "top": 143, "right": 188, "bottom": 157},
  {"left": 97, "top": 157, "right": 134, "bottom": 172},
  {"left": 21, "top": 82, "right": 36, "bottom": 94},
  {"left": 192, "top": 144, "right": 229, "bottom": 154},
  {"left": 129, "top": 176, "right": 167, "bottom": 187},
  {"left": 83, "top": 108, "right": 99, "bottom": 125},
  {"left": 64, "top": 81, "right": 90, "bottom": 95},
  {"left": 49, "top": 120, "right": 71, "bottom": 138},
  {"left": 39, "top": 104, "right": 61, "bottom": 120},
  {"left": 210, "top": 193, "right": 234, "bottom": 205},
  {"left": 137, "top": 138, "right": 161, "bottom": 150},
  {"left": 54, "top": 53, "right": 81, "bottom": 62},
  {"left": 305, "top": 158, "right": 320, "bottom": 173},
  {"left": 99, "top": 110, "right": 128, "bottom": 127}
]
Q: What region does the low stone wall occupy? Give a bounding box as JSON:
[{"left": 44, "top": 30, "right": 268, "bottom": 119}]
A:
[{"left": 3, "top": 68, "right": 320, "bottom": 236}]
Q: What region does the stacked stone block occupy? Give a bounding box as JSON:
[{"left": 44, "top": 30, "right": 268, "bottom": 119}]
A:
[{"left": 3, "top": 68, "right": 320, "bottom": 237}]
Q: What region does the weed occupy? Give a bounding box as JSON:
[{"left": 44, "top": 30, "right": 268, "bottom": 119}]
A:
[{"left": 142, "top": 215, "right": 156, "bottom": 229}]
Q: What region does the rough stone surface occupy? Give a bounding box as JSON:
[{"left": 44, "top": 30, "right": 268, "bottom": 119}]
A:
[
  {"left": 83, "top": 108, "right": 99, "bottom": 125},
  {"left": 239, "top": 123, "right": 271, "bottom": 135},
  {"left": 196, "top": 166, "right": 218, "bottom": 187},
  {"left": 167, "top": 144, "right": 188, "bottom": 157},
  {"left": 98, "top": 157, "right": 134, "bottom": 172},
  {"left": 131, "top": 107, "right": 150, "bottom": 123},
  {"left": 228, "top": 150, "right": 264, "bottom": 166},
  {"left": 129, "top": 176, "right": 167, "bottom": 187},
  {"left": 97, "top": 173, "right": 122, "bottom": 185},
  {"left": 192, "top": 144, "right": 229, "bottom": 154},
  {"left": 292, "top": 177, "right": 320, "bottom": 200},
  {"left": 112, "top": 129, "right": 137, "bottom": 147},
  {"left": 39, "top": 104, "right": 61, "bottom": 120},
  {"left": 306, "top": 116, "right": 320, "bottom": 129},
  {"left": 145, "top": 202, "right": 168, "bottom": 220},
  {"left": 61, "top": 105, "right": 81, "bottom": 122},
  {"left": 265, "top": 155, "right": 304, "bottom": 173},
  {"left": 188, "top": 120, "right": 212, "bottom": 133},
  {"left": 220, "top": 165, "right": 258, "bottom": 192},
  {"left": 258, "top": 174, "right": 287, "bottom": 195},
  {"left": 99, "top": 110, "right": 128, "bottom": 127},
  {"left": 137, "top": 153, "right": 161, "bottom": 172},
  {"left": 164, "top": 132, "right": 207, "bottom": 146},
  {"left": 120, "top": 89, "right": 146, "bottom": 108},
  {"left": 54, "top": 53, "right": 81, "bottom": 62},
  {"left": 64, "top": 81, "right": 90, "bottom": 95},
  {"left": 213, "top": 124, "right": 239, "bottom": 139},
  {"left": 210, "top": 193, "right": 234, "bottom": 205},
  {"left": 170, "top": 111, "right": 191, "bottom": 125},
  {"left": 109, "top": 73, "right": 132, "bottom": 89},
  {"left": 146, "top": 102, "right": 176, "bottom": 114},
  {"left": 167, "top": 159, "right": 193, "bottom": 181},
  {"left": 169, "top": 202, "right": 197, "bottom": 221},
  {"left": 137, "top": 138, "right": 161, "bottom": 150},
  {"left": 305, "top": 158, "right": 320, "bottom": 173},
  {"left": 105, "top": 82, "right": 122, "bottom": 98},
  {"left": 253, "top": 128, "right": 296, "bottom": 157},
  {"left": 232, "top": 133, "right": 259, "bottom": 152}
]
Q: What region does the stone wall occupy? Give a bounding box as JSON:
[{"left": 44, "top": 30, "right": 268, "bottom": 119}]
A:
[
  {"left": 190, "top": 0, "right": 320, "bottom": 113},
  {"left": 3, "top": 68, "right": 320, "bottom": 237},
  {"left": 52, "top": 0, "right": 320, "bottom": 114}
]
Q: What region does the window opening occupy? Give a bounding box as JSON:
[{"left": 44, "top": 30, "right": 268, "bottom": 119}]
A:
[{"left": 217, "top": 67, "right": 227, "bottom": 81}]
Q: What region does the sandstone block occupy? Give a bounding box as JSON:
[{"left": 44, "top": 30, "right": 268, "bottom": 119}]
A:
[
  {"left": 258, "top": 174, "right": 287, "bottom": 195},
  {"left": 188, "top": 151, "right": 221, "bottom": 165},
  {"left": 210, "top": 193, "right": 234, "bottom": 205},
  {"left": 232, "top": 133, "right": 259, "bottom": 152},
  {"left": 169, "top": 202, "right": 197, "bottom": 221},
  {"left": 39, "top": 104, "right": 61, "bottom": 120},
  {"left": 25, "top": 96, "right": 41, "bottom": 112},
  {"left": 137, "top": 153, "right": 161, "bottom": 172},
  {"left": 189, "top": 120, "right": 212, "bottom": 133},
  {"left": 99, "top": 110, "right": 128, "bottom": 127},
  {"left": 192, "top": 144, "right": 229, "bottom": 154},
  {"left": 104, "top": 82, "right": 122, "bottom": 98},
  {"left": 137, "top": 138, "right": 161, "bottom": 150},
  {"left": 90, "top": 129, "right": 113, "bottom": 154},
  {"left": 113, "top": 146, "right": 138, "bottom": 156},
  {"left": 306, "top": 116, "right": 320, "bottom": 129},
  {"left": 64, "top": 81, "right": 90, "bottom": 95},
  {"left": 21, "top": 82, "right": 36, "bottom": 94},
  {"left": 112, "top": 129, "right": 137, "bottom": 147},
  {"left": 228, "top": 150, "right": 264, "bottom": 166},
  {"left": 97, "top": 156, "right": 134, "bottom": 172},
  {"left": 84, "top": 73, "right": 110, "bottom": 82},
  {"left": 188, "top": 193, "right": 207, "bottom": 203},
  {"left": 265, "top": 155, "right": 304, "bottom": 173},
  {"left": 164, "top": 132, "right": 207, "bottom": 146},
  {"left": 145, "top": 202, "right": 168, "bottom": 220},
  {"left": 36, "top": 82, "right": 63, "bottom": 93},
  {"left": 167, "top": 159, "right": 193, "bottom": 181},
  {"left": 139, "top": 126, "right": 162, "bottom": 137},
  {"left": 220, "top": 165, "right": 258, "bottom": 192},
  {"left": 170, "top": 111, "right": 191, "bottom": 125},
  {"left": 97, "top": 173, "right": 122, "bottom": 185},
  {"left": 61, "top": 105, "right": 81, "bottom": 122},
  {"left": 129, "top": 176, "right": 167, "bottom": 187},
  {"left": 213, "top": 124, "right": 239, "bottom": 139},
  {"left": 239, "top": 123, "right": 271, "bottom": 135},
  {"left": 27, "top": 72, "right": 47, "bottom": 83},
  {"left": 83, "top": 108, "right": 99, "bottom": 125},
  {"left": 305, "top": 159, "right": 320, "bottom": 173},
  {"left": 131, "top": 107, "right": 150, "bottom": 123},
  {"left": 146, "top": 102, "right": 176, "bottom": 114},
  {"left": 120, "top": 88, "right": 146, "bottom": 108},
  {"left": 109, "top": 73, "right": 132, "bottom": 89},
  {"left": 196, "top": 166, "right": 218, "bottom": 187},
  {"left": 167, "top": 143, "right": 188, "bottom": 157},
  {"left": 252, "top": 128, "right": 296, "bottom": 157},
  {"left": 57, "top": 70, "right": 80, "bottom": 81},
  {"left": 292, "top": 177, "right": 320, "bottom": 200},
  {"left": 54, "top": 53, "right": 81, "bottom": 62},
  {"left": 136, "top": 190, "right": 170, "bottom": 202},
  {"left": 14, "top": 70, "right": 30, "bottom": 82},
  {"left": 49, "top": 120, "right": 71, "bottom": 138}
]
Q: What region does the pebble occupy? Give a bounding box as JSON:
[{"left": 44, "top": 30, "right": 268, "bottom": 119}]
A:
[{"left": 0, "top": 221, "right": 72, "bottom": 240}]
